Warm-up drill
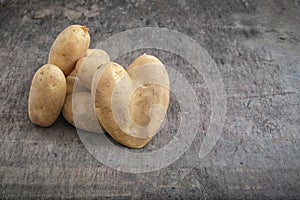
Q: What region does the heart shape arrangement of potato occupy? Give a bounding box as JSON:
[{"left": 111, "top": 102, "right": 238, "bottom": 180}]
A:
[
  {"left": 28, "top": 24, "right": 170, "bottom": 149},
  {"left": 91, "top": 54, "right": 170, "bottom": 148}
]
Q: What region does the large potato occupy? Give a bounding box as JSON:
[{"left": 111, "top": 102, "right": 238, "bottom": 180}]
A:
[
  {"left": 48, "top": 25, "right": 90, "bottom": 76},
  {"left": 28, "top": 64, "right": 66, "bottom": 127},
  {"left": 91, "top": 54, "right": 170, "bottom": 148},
  {"left": 77, "top": 49, "right": 110, "bottom": 89},
  {"left": 62, "top": 92, "right": 103, "bottom": 133}
]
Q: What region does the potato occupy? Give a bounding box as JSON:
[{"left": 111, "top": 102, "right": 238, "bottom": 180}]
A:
[
  {"left": 77, "top": 49, "right": 110, "bottom": 89},
  {"left": 66, "top": 76, "right": 89, "bottom": 95},
  {"left": 69, "top": 67, "right": 78, "bottom": 77},
  {"left": 62, "top": 92, "right": 103, "bottom": 133},
  {"left": 73, "top": 57, "right": 87, "bottom": 76},
  {"left": 48, "top": 25, "right": 90, "bottom": 76},
  {"left": 72, "top": 49, "right": 108, "bottom": 78},
  {"left": 91, "top": 54, "right": 170, "bottom": 148},
  {"left": 28, "top": 64, "right": 66, "bottom": 127},
  {"left": 86, "top": 49, "right": 110, "bottom": 58}
]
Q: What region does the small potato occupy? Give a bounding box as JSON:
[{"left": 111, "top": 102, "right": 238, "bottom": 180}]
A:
[
  {"left": 77, "top": 49, "right": 110, "bottom": 89},
  {"left": 48, "top": 25, "right": 90, "bottom": 76},
  {"left": 28, "top": 64, "right": 66, "bottom": 127},
  {"left": 86, "top": 49, "right": 110, "bottom": 58},
  {"left": 69, "top": 68, "right": 78, "bottom": 77},
  {"left": 73, "top": 57, "right": 87, "bottom": 76},
  {"left": 66, "top": 76, "right": 89, "bottom": 95},
  {"left": 62, "top": 92, "right": 103, "bottom": 133}
]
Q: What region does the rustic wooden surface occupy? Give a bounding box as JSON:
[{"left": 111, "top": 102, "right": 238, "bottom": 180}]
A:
[{"left": 1, "top": 0, "right": 300, "bottom": 199}]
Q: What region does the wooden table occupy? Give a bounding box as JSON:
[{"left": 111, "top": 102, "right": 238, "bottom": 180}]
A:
[{"left": 1, "top": 1, "right": 299, "bottom": 199}]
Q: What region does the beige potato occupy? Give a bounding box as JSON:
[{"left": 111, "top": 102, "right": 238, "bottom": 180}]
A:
[
  {"left": 86, "top": 49, "right": 110, "bottom": 58},
  {"left": 62, "top": 92, "right": 103, "bottom": 133},
  {"left": 91, "top": 54, "right": 170, "bottom": 148},
  {"left": 69, "top": 67, "right": 78, "bottom": 77},
  {"left": 77, "top": 49, "right": 110, "bottom": 89},
  {"left": 66, "top": 76, "right": 89, "bottom": 95},
  {"left": 72, "top": 49, "right": 108, "bottom": 78},
  {"left": 28, "top": 64, "right": 66, "bottom": 127},
  {"left": 48, "top": 25, "right": 90, "bottom": 76},
  {"left": 73, "top": 57, "right": 87, "bottom": 76}
]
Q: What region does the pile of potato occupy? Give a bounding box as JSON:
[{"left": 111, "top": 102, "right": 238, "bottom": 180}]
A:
[{"left": 28, "top": 25, "right": 170, "bottom": 148}]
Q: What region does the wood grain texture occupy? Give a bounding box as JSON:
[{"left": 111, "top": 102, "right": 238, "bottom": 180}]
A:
[{"left": 0, "top": 0, "right": 299, "bottom": 199}]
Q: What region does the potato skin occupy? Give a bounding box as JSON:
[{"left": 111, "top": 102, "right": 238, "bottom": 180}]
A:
[
  {"left": 77, "top": 49, "right": 110, "bottom": 89},
  {"left": 28, "top": 64, "right": 66, "bottom": 127},
  {"left": 91, "top": 54, "right": 170, "bottom": 148},
  {"left": 66, "top": 76, "right": 89, "bottom": 95},
  {"left": 86, "top": 49, "right": 110, "bottom": 58},
  {"left": 73, "top": 57, "right": 87, "bottom": 76},
  {"left": 62, "top": 92, "right": 103, "bottom": 133},
  {"left": 48, "top": 25, "right": 90, "bottom": 76}
]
